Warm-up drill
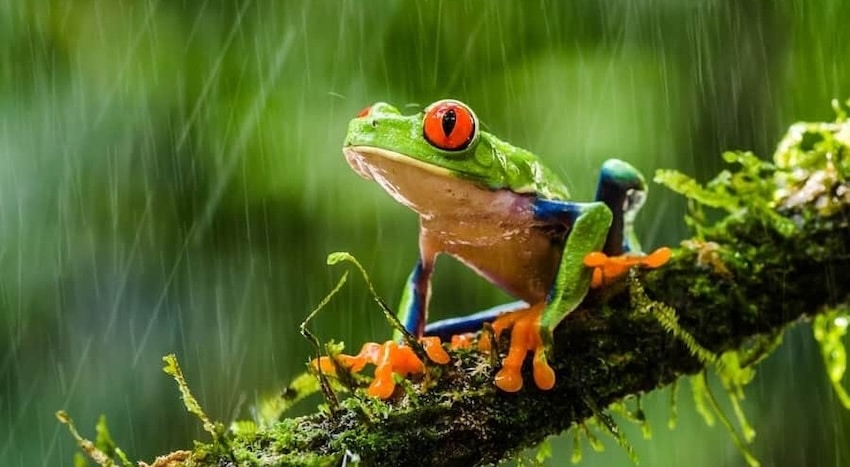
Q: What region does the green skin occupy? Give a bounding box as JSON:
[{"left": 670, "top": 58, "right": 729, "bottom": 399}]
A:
[{"left": 342, "top": 100, "right": 646, "bottom": 384}]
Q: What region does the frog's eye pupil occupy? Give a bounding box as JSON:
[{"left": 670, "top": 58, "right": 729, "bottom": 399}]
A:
[
  {"left": 441, "top": 109, "right": 457, "bottom": 137},
  {"left": 423, "top": 100, "right": 477, "bottom": 151}
]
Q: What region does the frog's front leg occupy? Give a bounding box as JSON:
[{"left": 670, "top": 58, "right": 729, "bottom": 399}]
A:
[
  {"left": 490, "top": 200, "right": 613, "bottom": 392},
  {"left": 588, "top": 158, "right": 672, "bottom": 287},
  {"left": 312, "top": 247, "right": 451, "bottom": 399}
]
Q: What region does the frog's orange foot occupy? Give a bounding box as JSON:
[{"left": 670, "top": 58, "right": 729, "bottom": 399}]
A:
[
  {"left": 488, "top": 303, "right": 555, "bottom": 393},
  {"left": 583, "top": 247, "right": 672, "bottom": 288},
  {"left": 450, "top": 333, "right": 477, "bottom": 349},
  {"left": 311, "top": 337, "right": 449, "bottom": 399}
]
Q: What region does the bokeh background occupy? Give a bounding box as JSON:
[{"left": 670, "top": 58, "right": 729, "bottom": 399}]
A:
[{"left": 2, "top": 1, "right": 849, "bottom": 465}]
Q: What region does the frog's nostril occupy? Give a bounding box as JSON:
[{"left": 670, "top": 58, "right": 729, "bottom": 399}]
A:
[{"left": 356, "top": 105, "right": 372, "bottom": 118}]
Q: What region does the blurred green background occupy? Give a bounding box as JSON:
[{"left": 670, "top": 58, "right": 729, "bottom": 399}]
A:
[{"left": 1, "top": 0, "right": 849, "bottom": 465}]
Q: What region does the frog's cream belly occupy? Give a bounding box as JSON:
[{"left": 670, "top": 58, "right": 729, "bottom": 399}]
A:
[
  {"left": 344, "top": 145, "right": 566, "bottom": 303},
  {"left": 421, "top": 216, "right": 564, "bottom": 303}
]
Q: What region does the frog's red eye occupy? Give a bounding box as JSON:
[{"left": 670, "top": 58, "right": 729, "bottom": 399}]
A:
[
  {"left": 356, "top": 105, "right": 372, "bottom": 118},
  {"left": 423, "top": 100, "right": 477, "bottom": 151}
]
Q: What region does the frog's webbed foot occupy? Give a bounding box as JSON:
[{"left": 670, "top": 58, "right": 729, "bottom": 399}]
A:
[
  {"left": 583, "top": 246, "right": 672, "bottom": 288},
  {"left": 480, "top": 303, "right": 555, "bottom": 392},
  {"left": 312, "top": 337, "right": 450, "bottom": 399}
]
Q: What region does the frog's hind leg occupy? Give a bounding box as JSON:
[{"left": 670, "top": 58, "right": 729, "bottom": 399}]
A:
[
  {"left": 487, "top": 200, "right": 613, "bottom": 392},
  {"left": 311, "top": 252, "right": 450, "bottom": 401},
  {"left": 423, "top": 300, "right": 529, "bottom": 340},
  {"left": 595, "top": 158, "right": 648, "bottom": 255}
]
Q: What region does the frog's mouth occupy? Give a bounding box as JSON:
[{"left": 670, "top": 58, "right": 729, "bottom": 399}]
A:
[
  {"left": 342, "top": 145, "right": 482, "bottom": 216},
  {"left": 343, "top": 146, "right": 454, "bottom": 181}
]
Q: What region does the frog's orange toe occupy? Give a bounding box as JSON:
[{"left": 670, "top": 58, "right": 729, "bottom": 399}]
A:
[
  {"left": 494, "top": 316, "right": 530, "bottom": 392},
  {"left": 532, "top": 346, "right": 556, "bottom": 390},
  {"left": 477, "top": 332, "right": 493, "bottom": 352},
  {"left": 494, "top": 367, "right": 524, "bottom": 392},
  {"left": 311, "top": 341, "right": 382, "bottom": 375},
  {"left": 583, "top": 251, "right": 609, "bottom": 268},
  {"left": 583, "top": 246, "right": 672, "bottom": 288},
  {"left": 449, "top": 333, "right": 476, "bottom": 349},
  {"left": 367, "top": 341, "right": 422, "bottom": 398},
  {"left": 368, "top": 344, "right": 397, "bottom": 399},
  {"left": 313, "top": 356, "right": 336, "bottom": 374},
  {"left": 490, "top": 303, "right": 554, "bottom": 392},
  {"left": 643, "top": 246, "right": 672, "bottom": 268},
  {"left": 421, "top": 336, "right": 451, "bottom": 364}
]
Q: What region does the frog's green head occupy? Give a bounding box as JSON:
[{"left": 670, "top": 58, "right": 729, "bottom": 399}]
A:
[{"left": 343, "top": 100, "right": 569, "bottom": 202}]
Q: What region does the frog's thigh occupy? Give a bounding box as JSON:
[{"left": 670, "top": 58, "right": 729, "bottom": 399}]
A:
[{"left": 423, "top": 300, "right": 529, "bottom": 340}]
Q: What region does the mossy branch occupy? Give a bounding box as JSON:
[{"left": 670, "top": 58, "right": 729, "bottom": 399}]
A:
[{"left": 76, "top": 106, "right": 850, "bottom": 467}]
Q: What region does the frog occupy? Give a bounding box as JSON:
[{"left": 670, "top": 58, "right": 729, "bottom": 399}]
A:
[{"left": 315, "top": 99, "right": 670, "bottom": 399}]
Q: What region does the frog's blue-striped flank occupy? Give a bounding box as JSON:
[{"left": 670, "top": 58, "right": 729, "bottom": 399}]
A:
[{"left": 315, "top": 99, "right": 669, "bottom": 398}]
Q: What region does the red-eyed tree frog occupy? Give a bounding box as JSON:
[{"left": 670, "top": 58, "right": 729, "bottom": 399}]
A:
[{"left": 316, "top": 99, "right": 670, "bottom": 399}]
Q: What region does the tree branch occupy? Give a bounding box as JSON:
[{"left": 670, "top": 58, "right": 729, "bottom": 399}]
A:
[{"left": 149, "top": 114, "right": 850, "bottom": 466}]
